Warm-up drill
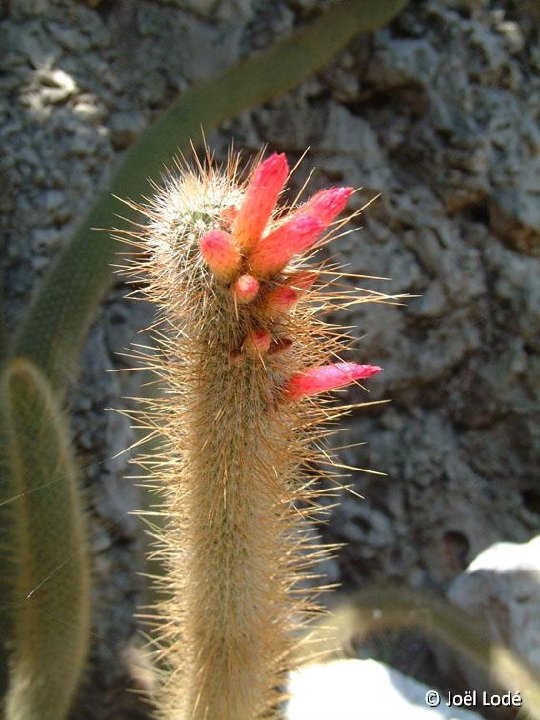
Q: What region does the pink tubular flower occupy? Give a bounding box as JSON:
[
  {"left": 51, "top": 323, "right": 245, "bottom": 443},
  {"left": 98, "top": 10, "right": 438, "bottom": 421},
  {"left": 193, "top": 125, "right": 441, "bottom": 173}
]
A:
[
  {"left": 293, "top": 187, "right": 353, "bottom": 225},
  {"left": 233, "top": 274, "right": 260, "bottom": 304},
  {"left": 249, "top": 216, "right": 324, "bottom": 278},
  {"left": 199, "top": 230, "right": 240, "bottom": 282},
  {"left": 233, "top": 153, "right": 289, "bottom": 251},
  {"left": 285, "top": 362, "right": 382, "bottom": 401}
]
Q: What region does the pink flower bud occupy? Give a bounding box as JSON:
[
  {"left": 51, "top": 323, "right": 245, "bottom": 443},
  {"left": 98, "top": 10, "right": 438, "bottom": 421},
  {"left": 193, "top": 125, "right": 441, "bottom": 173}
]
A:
[
  {"left": 249, "top": 216, "right": 325, "bottom": 278},
  {"left": 294, "top": 187, "right": 353, "bottom": 225},
  {"left": 233, "top": 274, "right": 260, "bottom": 304},
  {"left": 199, "top": 230, "right": 240, "bottom": 282},
  {"left": 244, "top": 328, "right": 272, "bottom": 355},
  {"left": 265, "top": 286, "right": 299, "bottom": 314},
  {"left": 233, "top": 153, "right": 289, "bottom": 251},
  {"left": 285, "top": 362, "right": 382, "bottom": 401}
]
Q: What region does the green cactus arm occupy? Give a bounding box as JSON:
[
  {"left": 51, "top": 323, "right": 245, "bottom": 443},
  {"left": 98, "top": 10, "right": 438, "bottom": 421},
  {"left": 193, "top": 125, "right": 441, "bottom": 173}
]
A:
[
  {"left": 0, "top": 567, "right": 12, "bottom": 709},
  {"left": 11, "top": 0, "right": 407, "bottom": 394},
  {"left": 0, "top": 377, "right": 13, "bottom": 709},
  {"left": 2, "top": 358, "right": 91, "bottom": 720}
]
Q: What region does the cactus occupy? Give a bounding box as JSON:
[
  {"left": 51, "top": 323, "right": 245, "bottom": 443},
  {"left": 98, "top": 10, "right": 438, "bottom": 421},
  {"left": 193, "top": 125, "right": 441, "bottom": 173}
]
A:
[
  {"left": 120, "top": 152, "right": 387, "bottom": 719},
  {"left": 0, "top": 426, "right": 12, "bottom": 710},
  {"left": 1, "top": 358, "right": 90, "bottom": 720}
]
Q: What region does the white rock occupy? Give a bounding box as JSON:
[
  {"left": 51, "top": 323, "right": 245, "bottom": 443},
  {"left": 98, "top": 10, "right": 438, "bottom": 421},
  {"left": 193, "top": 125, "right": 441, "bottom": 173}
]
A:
[{"left": 286, "top": 658, "right": 485, "bottom": 720}]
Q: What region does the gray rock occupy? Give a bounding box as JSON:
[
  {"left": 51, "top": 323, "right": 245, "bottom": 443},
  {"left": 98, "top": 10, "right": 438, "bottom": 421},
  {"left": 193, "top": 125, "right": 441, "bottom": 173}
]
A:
[{"left": 489, "top": 187, "right": 540, "bottom": 257}]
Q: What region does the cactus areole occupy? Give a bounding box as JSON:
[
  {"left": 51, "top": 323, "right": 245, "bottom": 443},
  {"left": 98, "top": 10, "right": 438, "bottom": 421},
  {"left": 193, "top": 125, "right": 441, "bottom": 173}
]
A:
[{"left": 120, "top": 151, "right": 382, "bottom": 720}]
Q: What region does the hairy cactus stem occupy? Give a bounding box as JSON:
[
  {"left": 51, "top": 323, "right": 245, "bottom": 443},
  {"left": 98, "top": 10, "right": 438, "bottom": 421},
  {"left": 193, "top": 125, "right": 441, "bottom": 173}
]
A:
[
  {"left": 118, "top": 150, "right": 383, "bottom": 720},
  {"left": 2, "top": 357, "right": 90, "bottom": 720}
]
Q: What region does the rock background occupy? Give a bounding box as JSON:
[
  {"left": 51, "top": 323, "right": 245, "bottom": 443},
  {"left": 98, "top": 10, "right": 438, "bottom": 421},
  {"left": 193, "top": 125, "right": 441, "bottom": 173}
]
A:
[{"left": 1, "top": 0, "right": 539, "bottom": 718}]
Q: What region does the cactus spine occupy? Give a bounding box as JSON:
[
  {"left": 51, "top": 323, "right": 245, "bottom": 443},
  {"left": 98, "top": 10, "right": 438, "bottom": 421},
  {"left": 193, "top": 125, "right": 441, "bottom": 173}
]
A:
[
  {"left": 121, "top": 151, "right": 382, "bottom": 720},
  {"left": 2, "top": 358, "right": 90, "bottom": 720}
]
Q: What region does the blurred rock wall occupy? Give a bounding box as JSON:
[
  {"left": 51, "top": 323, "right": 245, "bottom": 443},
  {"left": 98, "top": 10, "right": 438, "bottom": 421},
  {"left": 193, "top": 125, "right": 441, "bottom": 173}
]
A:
[{"left": 1, "top": 0, "right": 538, "bottom": 717}]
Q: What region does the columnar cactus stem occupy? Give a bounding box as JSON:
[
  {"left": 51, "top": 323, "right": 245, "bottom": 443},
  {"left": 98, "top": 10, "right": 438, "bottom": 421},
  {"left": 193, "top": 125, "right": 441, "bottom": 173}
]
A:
[
  {"left": 120, "top": 151, "right": 383, "bottom": 720},
  {"left": 2, "top": 358, "right": 90, "bottom": 720}
]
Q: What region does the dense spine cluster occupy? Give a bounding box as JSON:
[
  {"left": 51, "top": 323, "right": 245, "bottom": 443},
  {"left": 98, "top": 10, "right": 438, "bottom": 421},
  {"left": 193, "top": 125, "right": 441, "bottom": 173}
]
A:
[{"left": 121, "top": 151, "right": 382, "bottom": 720}]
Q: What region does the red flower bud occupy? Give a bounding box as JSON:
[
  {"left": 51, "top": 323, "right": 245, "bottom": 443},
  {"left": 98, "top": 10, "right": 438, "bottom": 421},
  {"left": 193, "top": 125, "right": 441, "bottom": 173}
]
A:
[
  {"left": 233, "top": 274, "right": 260, "bottom": 304},
  {"left": 233, "top": 153, "right": 289, "bottom": 251},
  {"left": 285, "top": 362, "right": 382, "bottom": 401},
  {"left": 265, "top": 286, "right": 299, "bottom": 314},
  {"left": 249, "top": 216, "right": 324, "bottom": 278},
  {"left": 199, "top": 230, "right": 240, "bottom": 282},
  {"left": 244, "top": 328, "right": 272, "bottom": 355},
  {"left": 294, "top": 187, "right": 353, "bottom": 225}
]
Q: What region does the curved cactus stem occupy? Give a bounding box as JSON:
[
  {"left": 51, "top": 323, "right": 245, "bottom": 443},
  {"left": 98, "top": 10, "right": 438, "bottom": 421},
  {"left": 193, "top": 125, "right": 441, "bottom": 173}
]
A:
[{"left": 2, "top": 358, "right": 91, "bottom": 720}]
